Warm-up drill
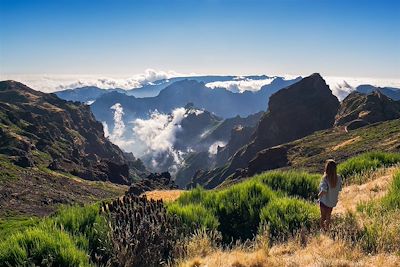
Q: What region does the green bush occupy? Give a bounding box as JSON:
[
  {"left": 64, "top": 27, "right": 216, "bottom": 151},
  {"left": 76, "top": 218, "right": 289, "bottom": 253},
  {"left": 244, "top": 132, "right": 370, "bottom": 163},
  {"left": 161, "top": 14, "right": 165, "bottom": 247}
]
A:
[
  {"left": 338, "top": 152, "right": 400, "bottom": 180},
  {"left": 260, "top": 197, "right": 318, "bottom": 238},
  {"left": 0, "top": 204, "right": 109, "bottom": 267},
  {"left": 255, "top": 170, "right": 320, "bottom": 199},
  {"left": 167, "top": 203, "right": 219, "bottom": 230},
  {"left": 169, "top": 180, "right": 276, "bottom": 242},
  {"left": 176, "top": 185, "right": 215, "bottom": 206},
  {"left": 0, "top": 227, "right": 91, "bottom": 267},
  {"left": 213, "top": 180, "right": 276, "bottom": 242}
]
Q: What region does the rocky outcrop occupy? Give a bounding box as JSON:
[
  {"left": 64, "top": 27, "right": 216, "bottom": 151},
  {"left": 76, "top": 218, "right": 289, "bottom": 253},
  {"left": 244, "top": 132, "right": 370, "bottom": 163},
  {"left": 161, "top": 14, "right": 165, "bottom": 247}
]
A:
[
  {"left": 190, "top": 73, "right": 340, "bottom": 188},
  {"left": 0, "top": 81, "right": 146, "bottom": 184},
  {"left": 335, "top": 91, "right": 400, "bottom": 130},
  {"left": 247, "top": 145, "right": 292, "bottom": 176},
  {"left": 127, "top": 172, "right": 177, "bottom": 195}
]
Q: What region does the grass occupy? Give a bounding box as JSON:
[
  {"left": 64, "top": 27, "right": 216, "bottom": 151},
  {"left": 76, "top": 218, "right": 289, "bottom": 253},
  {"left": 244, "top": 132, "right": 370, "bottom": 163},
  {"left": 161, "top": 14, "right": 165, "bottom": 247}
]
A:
[
  {"left": 260, "top": 197, "right": 319, "bottom": 238},
  {"left": 0, "top": 204, "right": 108, "bottom": 267},
  {"left": 0, "top": 155, "right": 21, "bottom": 182},
  {"left": 255, "top": 170, "right": 320, "bottom": 199},
  {"left": 338, "top": 151, "right": 400, "bottom": 183},
  {"left": 0, "top": 217, "right": 39, "bottom": 242},
  {"left": 381, "top": 170, "right": 400, "bottom": 210},
  {"left": 168, "top": 170, "right": 318, "bottom": 242}
]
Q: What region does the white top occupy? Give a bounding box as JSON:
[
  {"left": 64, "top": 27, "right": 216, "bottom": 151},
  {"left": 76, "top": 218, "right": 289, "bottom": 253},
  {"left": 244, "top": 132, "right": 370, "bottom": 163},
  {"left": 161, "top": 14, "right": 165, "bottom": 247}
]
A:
[{"left": 319, "top": 175, "right": 342, "bottom": 208}]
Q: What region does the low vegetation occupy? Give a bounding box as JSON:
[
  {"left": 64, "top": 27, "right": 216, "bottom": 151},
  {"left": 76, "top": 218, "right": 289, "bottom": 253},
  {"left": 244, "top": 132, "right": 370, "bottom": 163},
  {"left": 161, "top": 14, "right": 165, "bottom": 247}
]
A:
[
  {"left": 338, "top": 151, "right": 400, "bottom": 180},
  {"left": 168, "top": 171, "right": 319, "bottom": 242},
  {"left": 0, "top": 205, "right": 103, "bottom": 266},
  {"left": 1, "top": 152, "right": 399, "bottom": 266}
]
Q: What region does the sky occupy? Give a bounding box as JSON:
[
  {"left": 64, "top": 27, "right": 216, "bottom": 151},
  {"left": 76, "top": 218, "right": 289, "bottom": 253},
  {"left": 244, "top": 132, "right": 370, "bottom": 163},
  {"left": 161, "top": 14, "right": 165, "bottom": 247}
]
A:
[{"left": 0, "top": 0, "right": 399, "bottom": 79}]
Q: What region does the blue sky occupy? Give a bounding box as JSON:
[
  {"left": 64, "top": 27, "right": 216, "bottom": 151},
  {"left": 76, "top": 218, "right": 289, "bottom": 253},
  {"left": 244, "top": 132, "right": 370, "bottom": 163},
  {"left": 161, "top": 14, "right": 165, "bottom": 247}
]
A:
[{"left": 0, "top": 0, "right": 399, "bottom": 78}]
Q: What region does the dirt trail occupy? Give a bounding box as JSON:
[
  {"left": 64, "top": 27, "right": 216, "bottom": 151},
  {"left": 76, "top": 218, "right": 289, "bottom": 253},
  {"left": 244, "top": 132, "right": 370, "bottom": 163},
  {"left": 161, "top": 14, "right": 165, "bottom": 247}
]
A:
[
  {"left": 334, "top": 168, "right": 396, "bottom": 215},
  {"left": 142, "top": 190, "right": 184, "bottom": 202}
]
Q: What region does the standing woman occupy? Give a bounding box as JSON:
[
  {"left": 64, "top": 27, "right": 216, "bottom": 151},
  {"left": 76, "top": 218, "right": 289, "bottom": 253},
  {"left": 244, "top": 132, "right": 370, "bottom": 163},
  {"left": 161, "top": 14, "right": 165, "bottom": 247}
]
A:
[{"left": 318, "top": 159, "right": 342, "bottom": 231}]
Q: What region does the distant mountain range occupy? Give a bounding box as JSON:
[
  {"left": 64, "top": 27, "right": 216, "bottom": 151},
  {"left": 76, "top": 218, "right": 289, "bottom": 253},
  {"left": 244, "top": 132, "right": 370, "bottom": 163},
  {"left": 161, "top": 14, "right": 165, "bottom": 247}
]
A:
[
  {"left": 55, "top": 75, "right": 272, "bottom": 101},
  {"left": 356, "top": 84, "right": 400, "bottom": 101},
  {"left": 91, "top": 77, "right": 301, "bottom": 129}
]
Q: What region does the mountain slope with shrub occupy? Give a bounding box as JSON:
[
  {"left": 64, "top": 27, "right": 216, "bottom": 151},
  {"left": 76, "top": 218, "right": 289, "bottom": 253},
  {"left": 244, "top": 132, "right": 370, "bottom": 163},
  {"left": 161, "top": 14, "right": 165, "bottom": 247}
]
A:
[
  {"left": 0, "top": 80, "right": 146, "bottom": 184},
  {"left": 222, "top": 119, "right": 400, "bottom": 187},
  {"left": 0, "top": 81, "right": 146, "bottom": 216},
  {"left": 1, "top": 153, "right": 399, "bottom": 266}
]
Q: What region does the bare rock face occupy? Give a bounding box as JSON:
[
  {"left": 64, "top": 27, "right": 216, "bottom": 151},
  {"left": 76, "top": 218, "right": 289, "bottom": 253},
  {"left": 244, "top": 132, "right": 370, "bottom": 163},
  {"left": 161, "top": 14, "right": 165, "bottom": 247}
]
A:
[
  {"left": 247, "top": 145, "right": 291, "bottom": 176},
  {"left": 191, "top": 73, "right": 340, "bottom": 188},
  {"left": 335, "top": 91, "right": 400, "bottom": 130},
  {"left": 0, "top": 81, "right": 146, "bottom": 184}
]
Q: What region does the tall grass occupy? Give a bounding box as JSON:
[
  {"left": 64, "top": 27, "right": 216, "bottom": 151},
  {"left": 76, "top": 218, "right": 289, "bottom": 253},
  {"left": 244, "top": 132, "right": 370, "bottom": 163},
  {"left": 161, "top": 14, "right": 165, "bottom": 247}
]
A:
[
  {"left": 168, "top": 171, "right": 318, "bottom": 242},
  {"left": 381, "top": 171, "right": 400, "bottom": 210},
  {"left": 255, "top": 170, "right": 320, "bottom": 199},
  {"left": 0, "top": 204, "right": 108, "bottom": 267},
  {"left": 260, "top": 197, "right": 319, "bottom": 238},
  {"left": 0, "top": 227, "right": 91, "bottom": 267},
  {"left": 338, "top": 152, "right": 400, "bottom": 182},
  {"left": 354, "top": 170, "right": 400, "bottom": 253}
]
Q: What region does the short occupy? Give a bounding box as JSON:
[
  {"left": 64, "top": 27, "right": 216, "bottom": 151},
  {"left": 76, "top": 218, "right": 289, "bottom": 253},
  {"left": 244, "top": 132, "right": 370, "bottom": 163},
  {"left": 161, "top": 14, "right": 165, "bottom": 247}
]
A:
[{"left": 319, "top": 201, "right": 333, "bottom": 215}]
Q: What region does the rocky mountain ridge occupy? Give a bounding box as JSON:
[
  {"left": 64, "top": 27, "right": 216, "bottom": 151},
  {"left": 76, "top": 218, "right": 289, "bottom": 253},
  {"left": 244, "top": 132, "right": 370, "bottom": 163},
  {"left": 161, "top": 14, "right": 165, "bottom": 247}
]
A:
[{"left": 0, "top": 80, "right": 146, "bottom": 185}]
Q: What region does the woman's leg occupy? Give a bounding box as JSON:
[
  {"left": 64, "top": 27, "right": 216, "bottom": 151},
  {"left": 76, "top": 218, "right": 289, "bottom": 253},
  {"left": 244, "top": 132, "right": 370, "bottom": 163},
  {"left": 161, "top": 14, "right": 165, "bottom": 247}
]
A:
[
  {"left": 319, "top": 203, "right": 328, "bottom": 230},
  {"left": 320, "top": 202, "right": 333, "bottom": 231},
  {"left": 325, "top": 208, "right": 333, "bottom": 230}
]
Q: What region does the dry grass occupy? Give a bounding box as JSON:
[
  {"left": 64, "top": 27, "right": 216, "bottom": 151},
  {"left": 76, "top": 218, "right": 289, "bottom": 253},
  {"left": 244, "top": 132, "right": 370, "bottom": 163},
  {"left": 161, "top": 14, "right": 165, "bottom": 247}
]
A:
[
  {"left": 177, "top": 234, "right": 400, "bottom": 267},
  {"left": 142, "top": 190, "right": 184, "bottom": 202},
  {"left": 334, "top": 167, "right": 397, "bottom": 215},
  {"left": 332, "top": 136, "right": 362, "bottom": 151}
]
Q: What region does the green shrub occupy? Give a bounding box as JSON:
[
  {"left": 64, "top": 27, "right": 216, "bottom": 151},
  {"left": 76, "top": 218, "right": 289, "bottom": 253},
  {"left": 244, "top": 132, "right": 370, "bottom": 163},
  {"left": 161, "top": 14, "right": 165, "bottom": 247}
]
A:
[
  {"left": 255, "top": 170, "right": 320, "bottom": 199},
  {"left": 167, "top": 203, "right": 219, "bottom": 230},
  {"left": 260, "top": 197, "right": 318, "bottom": 238},
  {"left": 0, "top": 204, "right": 109, "bottom": 266},
  {"left": 170, "top": 180, "right": 276, "bottom": 242},
  {"left": 338, "top": 152, "right": 400, "bottom": 180},
  {"left": 0, "top": 227, "right": 91, "bottom": 267},
  {"left": 176, "top": 185, "right": 215, "bottom": 206},
  {"left": 213, "top": 180, "right": 275, "bottom": 242}
]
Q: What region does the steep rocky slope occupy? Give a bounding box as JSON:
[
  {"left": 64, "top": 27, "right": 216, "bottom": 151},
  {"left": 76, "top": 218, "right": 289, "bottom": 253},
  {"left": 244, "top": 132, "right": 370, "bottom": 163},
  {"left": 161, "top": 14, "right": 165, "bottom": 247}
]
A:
[
  {"left": 335, "top": 91, "right": 400, "bottom": 130},
  {"left": 190, "top": 74, "right": 340, "bottom": 188},
  {"left": 222, "top": 119, "right": 400, "bottom": 187},
  {"left": 0, "top": 81, "right": 145, "bottom": 184}
]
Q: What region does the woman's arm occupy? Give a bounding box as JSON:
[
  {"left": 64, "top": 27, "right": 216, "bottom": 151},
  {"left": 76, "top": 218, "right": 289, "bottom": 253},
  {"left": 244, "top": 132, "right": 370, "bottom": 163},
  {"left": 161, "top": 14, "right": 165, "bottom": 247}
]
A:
[{"left": 318, "top": 191, "right": 327, "bottom": 199}]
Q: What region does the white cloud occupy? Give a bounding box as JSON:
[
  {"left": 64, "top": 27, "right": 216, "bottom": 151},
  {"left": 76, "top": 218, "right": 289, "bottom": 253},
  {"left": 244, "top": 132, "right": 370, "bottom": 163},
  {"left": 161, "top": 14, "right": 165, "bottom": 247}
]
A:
[
  {"left": 324, "top": 76, "right": 400, "bottom": 101},
  {"left": 208, "top": 141, "right": 226, "bottom": 155},
  {"left": 133, "top": 108, "right": 186, "bottom": 155},
  {"left": 0, "top": 69, "right": 184, "bottom": 93},
  {"left": 206, "top": 77, "right": 275, "bottom": 93},
  {"left": 103, "top": 103, "right": 136, "bottom": 151}
]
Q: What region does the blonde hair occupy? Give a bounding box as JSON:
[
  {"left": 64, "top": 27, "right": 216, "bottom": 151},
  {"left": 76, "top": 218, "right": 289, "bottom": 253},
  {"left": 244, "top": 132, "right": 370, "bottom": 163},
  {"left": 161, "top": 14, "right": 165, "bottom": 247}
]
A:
[{"left": 324, "top": 159, "right": 338, "bottom": 188}]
